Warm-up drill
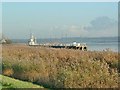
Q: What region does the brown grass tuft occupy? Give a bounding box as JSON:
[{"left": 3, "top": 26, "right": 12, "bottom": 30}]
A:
[{"left": 2, "top": 44, "right": 119, "bottom": 88}]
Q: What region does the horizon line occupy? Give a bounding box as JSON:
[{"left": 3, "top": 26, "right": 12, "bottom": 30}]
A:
[{"left": 10, "top": 36, "right": 119, "bottom": 40}]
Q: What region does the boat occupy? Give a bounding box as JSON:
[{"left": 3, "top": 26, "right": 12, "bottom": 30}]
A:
[{"left": 28, "top": 34, "right": 39, "bottom": 46}]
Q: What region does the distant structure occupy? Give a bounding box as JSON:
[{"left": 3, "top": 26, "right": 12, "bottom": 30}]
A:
[
  {"left": 51, "top": 41, "right": 87, "bottom": 51},
  {"left": 0, "top": 38, "right": 6, "bottom": 44},
  {"left": 0, "top": 34, "right": 12, "bottom": 44},
  {"left": 28, "top": 34, "right": 39, "bottom": 46},
  {"left": 28, "top": 34, "right": 87, "bottom": 51}
]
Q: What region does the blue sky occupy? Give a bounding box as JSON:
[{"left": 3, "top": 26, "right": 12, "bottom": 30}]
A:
[{"left": 2, "top": 2, "right": 118, "bottom": 39}]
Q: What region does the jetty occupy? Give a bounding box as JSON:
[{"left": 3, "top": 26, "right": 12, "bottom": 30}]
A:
[
  {"left": 48, "top": 42, "right": 87, "bottom": 51},
  {"left": 28, "top": 34, "right": 87, "bottom": 51}
]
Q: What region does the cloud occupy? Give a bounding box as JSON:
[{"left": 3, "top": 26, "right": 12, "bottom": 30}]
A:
[
  {"left": 49, "top": 16, "right": 118, "bottom": 38},
  {"left": 84, "top": 16, "right": 118, "bottom": 37},
  {"left": 84, "top": 16, "right": 117, "bottom": 30},
  {"left": 49, "top": 25, "right": 88, "bottom": 38},
  {"left": 68, "top": 25, "right": 88, "bottom": 37}
]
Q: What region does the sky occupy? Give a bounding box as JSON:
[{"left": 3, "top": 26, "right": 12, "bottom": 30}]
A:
[
  {"left": 1, "top": 2, "right": 118, "bottom": 39},
  {"left": 1, "top": 0, "right": 119, "bottom": 2}
]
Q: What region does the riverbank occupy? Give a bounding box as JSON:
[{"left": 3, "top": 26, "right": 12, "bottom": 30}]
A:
[
  {"left": 0, "top": 74, "right": 44, "bottom": 88},
  {"left": 2, "top": 44, "right": 119, "bottom": 88}
]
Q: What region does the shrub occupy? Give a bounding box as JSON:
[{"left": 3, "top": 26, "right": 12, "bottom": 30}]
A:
[{"left": 2, "top": 45, "right": 119, "bottom": 88}]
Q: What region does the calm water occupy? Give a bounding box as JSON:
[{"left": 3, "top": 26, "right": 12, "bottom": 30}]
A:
[{"left": 12, "top": 37, "right": 119, "bottom": 52}]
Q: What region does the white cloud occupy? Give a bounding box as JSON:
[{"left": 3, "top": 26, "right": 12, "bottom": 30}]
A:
[
  {"left": 68, "top": 25, "right": 88, "bottom": 37},
  {"left": 47, "top": 16, "right": 118, "bottom": 38}
]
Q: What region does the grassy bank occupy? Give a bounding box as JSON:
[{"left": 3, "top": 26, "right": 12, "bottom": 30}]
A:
[
  {"left": 2, "top": 45, "right": 119, "bottom": 88},
  {"left": 0, "top": 74, "right": 43, "bottom": 88}
]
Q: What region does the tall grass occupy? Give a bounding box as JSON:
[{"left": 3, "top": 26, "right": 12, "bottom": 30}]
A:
[{"left": 2, "top": 45, "right": 119, "bottom": 88}]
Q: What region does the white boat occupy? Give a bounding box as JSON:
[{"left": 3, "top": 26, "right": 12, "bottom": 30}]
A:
[{"left": 28, "top": 34, "right": 39, "bottom": 46}]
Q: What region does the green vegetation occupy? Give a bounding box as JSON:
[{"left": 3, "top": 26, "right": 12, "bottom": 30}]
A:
[
  {"left": 0, "top": 74, "right": 43, "bottom": 89},
  {"left": 2, "top": 45, "right": 119, "bottom": 88}
]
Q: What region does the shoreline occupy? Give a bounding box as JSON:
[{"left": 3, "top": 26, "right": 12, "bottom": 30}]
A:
[{"left": 2, "top": 43, "right": 118, "bottom": 52}]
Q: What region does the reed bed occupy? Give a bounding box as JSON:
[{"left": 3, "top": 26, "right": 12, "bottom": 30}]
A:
[{"left": 2, "top": 44, "right": 119, "bottom": 88}]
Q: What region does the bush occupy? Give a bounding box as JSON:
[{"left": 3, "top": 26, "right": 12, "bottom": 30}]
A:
[
  {"left": 2, "top": 45, "right": 119, "bottom": 88},
  {"left": 2, "top": 39, "right": 12, "bottom": 44}
]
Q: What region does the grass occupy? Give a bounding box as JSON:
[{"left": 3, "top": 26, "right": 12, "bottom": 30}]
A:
[
  {"left": 2, "top": 44, "right": 119, "bottom": 88},
  {"left": 0, "top": 74, "right": 44, "bottom": 89}
]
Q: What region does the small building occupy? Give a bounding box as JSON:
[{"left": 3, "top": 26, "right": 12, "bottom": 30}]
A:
[{"left": 0, "top": 38, "right": 6, "bottom": 44}]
